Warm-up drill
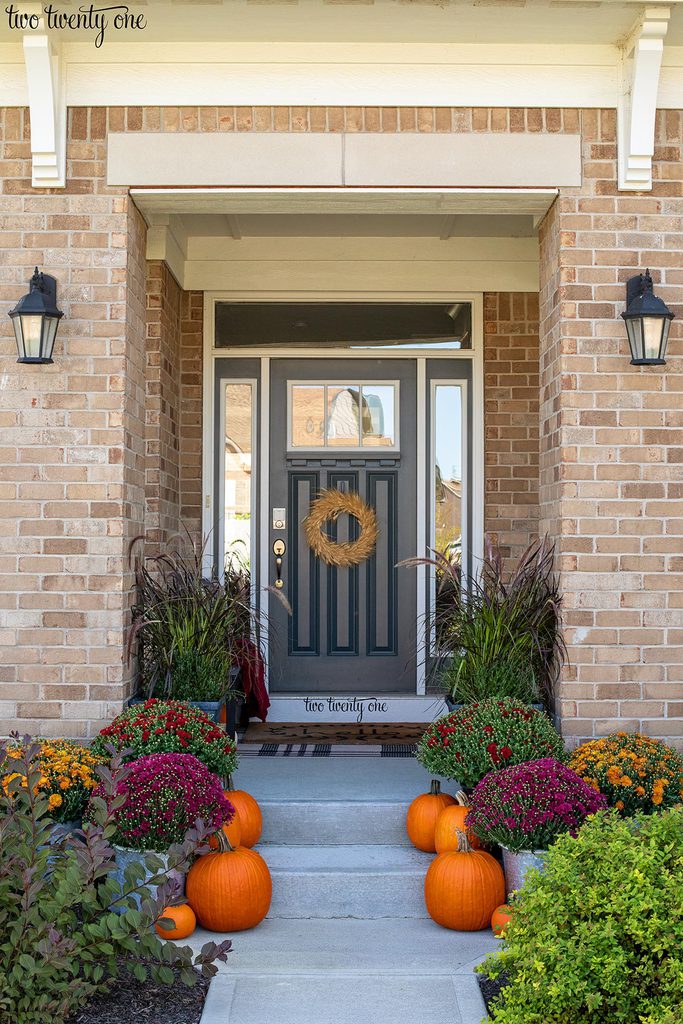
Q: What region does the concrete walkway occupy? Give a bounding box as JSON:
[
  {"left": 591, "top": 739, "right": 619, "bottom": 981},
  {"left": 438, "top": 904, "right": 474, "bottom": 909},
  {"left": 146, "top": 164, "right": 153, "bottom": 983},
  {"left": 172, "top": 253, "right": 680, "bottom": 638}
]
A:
[{"left": 195, "top": 756, "right": 495, "bottom": 1024}]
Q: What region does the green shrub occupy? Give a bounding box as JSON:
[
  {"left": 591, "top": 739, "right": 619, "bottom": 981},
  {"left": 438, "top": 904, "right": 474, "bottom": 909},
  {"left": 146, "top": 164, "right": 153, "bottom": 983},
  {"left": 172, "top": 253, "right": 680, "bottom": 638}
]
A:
[
  {"left": 0, "top": 737, "right": 231, "bottom": 1024},
  {"left": 442, "top": 656, "right": 538, "bottom": 705},
  {"left": 479, "top": 808, "right": 683, "bottom": 1024},
  {"left": 416, "top": 698, "right": 565, "bottom": 789},
  {"left": 159, "top": 648, "right": 233, "bottom": 702}
]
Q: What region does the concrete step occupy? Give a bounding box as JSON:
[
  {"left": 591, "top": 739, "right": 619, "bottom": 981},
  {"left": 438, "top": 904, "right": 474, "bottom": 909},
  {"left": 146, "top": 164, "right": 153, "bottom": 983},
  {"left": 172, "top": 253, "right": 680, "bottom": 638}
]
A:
[
  {"left": 203, "top": 972, "right": 485, "bottom": 1024},
  {"left": 195, "top": 919, "right": 494, "bottom": 1024},
  {"left": 259, "top": 799, "right": 410, "bottom": 846},
  {"left": 263, "top": 843, "right": 431, "bottom": 918},
  {"left": 191, "top": 917, "right": 496, "bottom": 975}
]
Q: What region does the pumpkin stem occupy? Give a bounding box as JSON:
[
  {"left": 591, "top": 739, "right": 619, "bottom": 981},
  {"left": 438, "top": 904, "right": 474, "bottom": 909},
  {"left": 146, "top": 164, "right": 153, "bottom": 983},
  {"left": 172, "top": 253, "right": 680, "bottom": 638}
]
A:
[
  {"left": 225, "top": 775, "right": 235, "bottom": 792},
  {"left": 429, "top": 779, "right": 442, "bottom": 796},
  {"left": 455, "top": 828, "right": 472, "bottom": 854},
  {"left": 214, "top": 828, "right": 236, "bottom": 853},
  {"left": 455, "top": 790, "right": 469, "bottom": 807}
]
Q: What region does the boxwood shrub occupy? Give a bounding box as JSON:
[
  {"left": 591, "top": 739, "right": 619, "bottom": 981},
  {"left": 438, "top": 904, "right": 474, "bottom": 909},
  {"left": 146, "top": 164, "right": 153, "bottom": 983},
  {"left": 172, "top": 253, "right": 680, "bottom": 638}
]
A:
[{"left": 479, "top": 807, "right": 683, "bottom": 1024}]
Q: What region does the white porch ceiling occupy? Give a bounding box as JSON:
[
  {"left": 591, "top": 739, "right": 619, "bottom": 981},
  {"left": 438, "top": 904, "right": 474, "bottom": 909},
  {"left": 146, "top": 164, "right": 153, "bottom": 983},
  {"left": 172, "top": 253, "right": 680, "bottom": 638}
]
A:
[{"left": 136, "top": 190, "right": 543, "bottom": 293}]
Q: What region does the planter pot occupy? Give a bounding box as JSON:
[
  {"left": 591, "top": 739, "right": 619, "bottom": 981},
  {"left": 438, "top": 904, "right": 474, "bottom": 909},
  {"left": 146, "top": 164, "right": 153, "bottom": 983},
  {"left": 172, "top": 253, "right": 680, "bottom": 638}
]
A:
[
  {"left": 443, "top": 698, "right": 545, "bottom": 714},
  {"left": 111, "top": 845, "right": 186, "bottom": 907},
  {"left": 502, "top": 847, "right": 545, "bottom": 897}
]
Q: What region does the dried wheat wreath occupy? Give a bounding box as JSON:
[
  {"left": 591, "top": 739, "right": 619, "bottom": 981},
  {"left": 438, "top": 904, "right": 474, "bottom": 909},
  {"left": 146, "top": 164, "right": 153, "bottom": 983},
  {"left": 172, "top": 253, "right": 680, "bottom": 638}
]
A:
[{"left": 304, "top": 488, "right": 379, "bottom": 568}]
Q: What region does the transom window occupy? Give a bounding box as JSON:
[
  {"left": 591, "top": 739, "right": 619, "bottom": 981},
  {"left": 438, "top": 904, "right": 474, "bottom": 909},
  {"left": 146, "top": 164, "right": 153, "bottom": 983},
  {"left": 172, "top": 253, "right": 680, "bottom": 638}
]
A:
[{"left": 288, "top": 382, "right": 399, "bottom": 451}]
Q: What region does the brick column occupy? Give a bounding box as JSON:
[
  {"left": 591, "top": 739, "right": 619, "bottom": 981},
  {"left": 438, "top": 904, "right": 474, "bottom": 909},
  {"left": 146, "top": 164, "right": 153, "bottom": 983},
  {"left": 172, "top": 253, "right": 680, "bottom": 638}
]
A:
[
  {"left": 539, "top": 109, "right": 683, "bottom": 749},
  {"left": 0, "top": 108, "right": 147, "bottom": 737}
]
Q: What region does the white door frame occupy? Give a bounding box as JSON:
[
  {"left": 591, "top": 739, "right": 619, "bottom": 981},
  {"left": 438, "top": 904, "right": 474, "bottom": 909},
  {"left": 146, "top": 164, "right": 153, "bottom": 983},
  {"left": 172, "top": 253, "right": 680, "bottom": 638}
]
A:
[{"left": 203, "top": 291, "right": 484, "bottom": 722}]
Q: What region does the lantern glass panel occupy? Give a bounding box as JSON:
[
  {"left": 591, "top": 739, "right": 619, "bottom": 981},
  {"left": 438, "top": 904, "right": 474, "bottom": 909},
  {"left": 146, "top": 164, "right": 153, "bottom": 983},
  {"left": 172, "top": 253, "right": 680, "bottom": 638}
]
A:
[
  {"left": 625, "top": 318, "right": 644, "bottom": 362},
  {"left": 643, "top": 317, "right": 665, "bottom": 362},
  {"left": 19, "top": 314, "right": 44, "bottom": 359},
  {"left": 42, "top": 317, "right": 59, "bottom": 360}
]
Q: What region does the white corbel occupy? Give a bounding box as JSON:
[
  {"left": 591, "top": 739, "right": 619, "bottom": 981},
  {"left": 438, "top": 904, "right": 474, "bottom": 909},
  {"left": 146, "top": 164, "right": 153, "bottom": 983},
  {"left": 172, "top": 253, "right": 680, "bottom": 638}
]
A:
[
  {"left": 23, "top": 25, "right": 66, "bottom": 188},
  {"left": 617, "top": 6, "right": 670, "bottom": 192}
]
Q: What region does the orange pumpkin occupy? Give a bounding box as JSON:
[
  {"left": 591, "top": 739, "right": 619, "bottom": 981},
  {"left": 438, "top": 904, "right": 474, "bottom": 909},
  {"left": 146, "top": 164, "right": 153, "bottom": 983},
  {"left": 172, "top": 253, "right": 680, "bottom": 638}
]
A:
[
  {"left": 208, "top": 811, "right": 242, "bottom": 851},
  {"left": 491, "top": 904, "right": 513, "bottom": 937},
  {"left": 434, "top": 791, "right": 481, "bottom": 852},
  {"left": 406, "top": 780, "right": 456, "bottom": 853},
  {"left": 425, "top": 830, "right": 506, "bottom": 931},
  {"left": 224, "top": 776, "right": 262, "bottom": 848},
  {"left": 187, "top": 831, "right": 272, "bottom": 932},
  {"left": 154, "top": 903, "right": 196, "bottom": 941}
]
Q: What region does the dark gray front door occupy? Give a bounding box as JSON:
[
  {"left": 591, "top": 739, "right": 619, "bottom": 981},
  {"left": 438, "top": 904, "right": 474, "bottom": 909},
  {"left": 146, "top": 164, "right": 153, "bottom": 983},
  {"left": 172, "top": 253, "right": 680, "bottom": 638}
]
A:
[{"left": 268, "top": 359, "right": 417, "bottom": 693}]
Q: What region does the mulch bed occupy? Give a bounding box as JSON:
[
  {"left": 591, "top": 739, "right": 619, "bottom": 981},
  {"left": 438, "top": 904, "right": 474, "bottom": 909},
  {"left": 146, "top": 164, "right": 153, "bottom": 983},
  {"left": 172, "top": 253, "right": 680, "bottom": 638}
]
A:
[
  {"left": 67, "top": 969, "right": 209, "bottom": 1024},
  {"left": 241, "top": 721, "right": 426, "bottom": 744},
  {"left": 477, "top": 971, "right": 509, "bottom": 1017}
]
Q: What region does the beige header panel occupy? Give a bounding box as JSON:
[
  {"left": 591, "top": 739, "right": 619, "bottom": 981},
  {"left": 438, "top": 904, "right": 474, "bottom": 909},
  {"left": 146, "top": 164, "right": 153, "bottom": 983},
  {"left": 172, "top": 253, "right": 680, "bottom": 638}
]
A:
[
  {"left": 108, "top": 132, "right": 581, "bottom": 189},
  {"left": 107, "top": 133, "right": 344, "bottom": 187},
  {"left": 345, "top": 133, "right": 582, "bottom": 187}
]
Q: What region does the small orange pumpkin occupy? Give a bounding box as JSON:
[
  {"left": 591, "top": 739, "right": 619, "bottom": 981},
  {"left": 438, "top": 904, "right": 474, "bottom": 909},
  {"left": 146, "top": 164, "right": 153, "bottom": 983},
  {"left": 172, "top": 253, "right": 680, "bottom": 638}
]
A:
[
  {"left": 187, "top": 831, "right": 272, "bottom": 932},
  {"left": 425, "top": 830, "right": 506, "bottom": 931},
  {"left": 491, "top": 904, "right": 513, "bottom": 937},
  {"left": 406, "top": 780, "right": 456, "bottom": 853},
  {"left": 154, "top": 903, "right": 196, "bottom": 941},
  {"left": 434, "top": 791, "right": 481, "bottom": 852},
  {"left": 224, "top": 776, "right": 262, "bottom": 848}
]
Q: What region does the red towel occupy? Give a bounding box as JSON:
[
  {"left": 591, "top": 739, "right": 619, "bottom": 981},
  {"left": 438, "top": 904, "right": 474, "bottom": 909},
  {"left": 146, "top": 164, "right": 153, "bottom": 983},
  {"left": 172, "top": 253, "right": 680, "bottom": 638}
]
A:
[{"left": 238, "top": 638, "right": 270, "bottom": 722}]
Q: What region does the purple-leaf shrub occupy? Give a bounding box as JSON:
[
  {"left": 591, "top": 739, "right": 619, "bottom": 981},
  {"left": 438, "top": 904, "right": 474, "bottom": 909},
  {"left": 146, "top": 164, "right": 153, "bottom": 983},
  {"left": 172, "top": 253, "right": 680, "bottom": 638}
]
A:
[
  {"left": 467, "top": 758, "right": 608, "bottom": 852},
  {"left": 90, "top": 752, "right": 234, "bottom": 852}
]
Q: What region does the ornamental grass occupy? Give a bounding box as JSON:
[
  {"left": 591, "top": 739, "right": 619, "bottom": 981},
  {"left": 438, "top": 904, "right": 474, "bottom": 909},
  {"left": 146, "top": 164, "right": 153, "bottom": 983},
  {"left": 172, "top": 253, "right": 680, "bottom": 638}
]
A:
[
  {"left": 416, "top": 698, "right": 565, "bottom": 789},
  {"left": 467, "top": 758, "right": 608, "bottom": 852},
  {"left": 2, "top": 739, "right": 107, "bottom": 823},
  {"left": 569, "top": 732, "right": 683, "bottom": 815},
  {"left": 90, "top": 752, "right": 234, "bottom": 852},
  {"left": 92, "top": 699, "right": 238, "bottom": 780}
]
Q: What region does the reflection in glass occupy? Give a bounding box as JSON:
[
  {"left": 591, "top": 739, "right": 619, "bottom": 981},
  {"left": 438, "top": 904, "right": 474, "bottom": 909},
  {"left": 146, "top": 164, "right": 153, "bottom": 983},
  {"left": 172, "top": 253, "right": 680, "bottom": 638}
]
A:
[
  {"left": 434, "top": 385, "right": 462, "bottom": 565},
  {"left": 327, "top": 386, "right": 361, "bottom": 446},
  {"left": 362, "top": 385, "right": 395, "bottom": 447},
  {"left": 433, "top": 385, "right": 463, "bottom": 654},
  {"left": 289, "top": 382, "right": 398, "bottom": 450},
  {"left": 224, "top": 383, "right": 253, "bottom": 565},
  {"left": 290, "top": 386, "right": 325, "bottom": 447}
]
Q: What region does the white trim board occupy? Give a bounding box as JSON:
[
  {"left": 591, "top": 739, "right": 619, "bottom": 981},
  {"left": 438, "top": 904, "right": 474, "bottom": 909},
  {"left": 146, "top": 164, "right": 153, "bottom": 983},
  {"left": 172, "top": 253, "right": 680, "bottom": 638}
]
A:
[{"left": 265, "top": 695, "right": 447, "bottom": 724}]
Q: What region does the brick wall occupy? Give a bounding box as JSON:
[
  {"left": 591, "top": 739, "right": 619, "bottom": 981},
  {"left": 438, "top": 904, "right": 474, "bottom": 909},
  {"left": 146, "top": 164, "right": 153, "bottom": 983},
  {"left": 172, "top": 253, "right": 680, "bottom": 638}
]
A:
[
  {"left": 145, "top": 260, "right": 182, "bottom": 548},
  {"left": 484, "top": 292, "right": 540, "bottom": 562},
  {"left": 144, "top": 265, "right": 203, "bottom": 550},
  {"left": 0, "top": 107, "right": 146, "bottom": 736},
  {"left": 179, "top": 291, "right": 204, "bottom": 545},
  {"left": 539, "top": 109, "right": 683, "bottom": 748}
]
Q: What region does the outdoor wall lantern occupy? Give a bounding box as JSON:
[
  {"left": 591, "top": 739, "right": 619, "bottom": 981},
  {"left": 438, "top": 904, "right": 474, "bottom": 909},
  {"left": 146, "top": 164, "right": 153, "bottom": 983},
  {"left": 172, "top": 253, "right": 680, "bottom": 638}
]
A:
[
  {"left": 621, "top": 270, "right": 674, "bottom": 366},
  {"left": 9, "top": 267, "right": 64, "bottom": 364}
]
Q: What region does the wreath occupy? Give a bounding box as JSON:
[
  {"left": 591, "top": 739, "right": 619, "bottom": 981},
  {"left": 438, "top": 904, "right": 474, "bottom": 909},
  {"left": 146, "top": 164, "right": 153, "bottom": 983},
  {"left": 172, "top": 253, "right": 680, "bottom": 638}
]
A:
[{"left": 304, "top": 489, "right": 378, "bottom": 568}]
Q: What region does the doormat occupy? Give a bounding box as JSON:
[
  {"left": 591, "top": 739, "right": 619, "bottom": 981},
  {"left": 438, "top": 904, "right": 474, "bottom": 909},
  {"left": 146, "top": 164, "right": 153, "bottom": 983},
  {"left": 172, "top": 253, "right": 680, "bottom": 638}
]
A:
[
  {"left": 241, "top": 722, "right": 425, "bottom": 744},
  {"left": 237, "top": 722, "right": 425, "bottom": 758},
  {"left": 238, "top": 743, "right": 416, "bottom": 758}
]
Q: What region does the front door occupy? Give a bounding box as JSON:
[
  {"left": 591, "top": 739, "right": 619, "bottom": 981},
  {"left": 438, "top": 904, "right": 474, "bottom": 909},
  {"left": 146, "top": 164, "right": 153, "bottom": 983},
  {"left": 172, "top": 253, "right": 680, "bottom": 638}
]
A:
[{"left": 268, "top": 359, "right": 417, "bottom": 693}]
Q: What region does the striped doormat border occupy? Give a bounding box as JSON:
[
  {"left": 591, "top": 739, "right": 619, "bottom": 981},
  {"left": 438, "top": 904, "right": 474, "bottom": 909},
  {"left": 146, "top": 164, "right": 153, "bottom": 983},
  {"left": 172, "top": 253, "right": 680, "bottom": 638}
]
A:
[{"left": 238, "top": 742, "right": 416, "bottom": 758}]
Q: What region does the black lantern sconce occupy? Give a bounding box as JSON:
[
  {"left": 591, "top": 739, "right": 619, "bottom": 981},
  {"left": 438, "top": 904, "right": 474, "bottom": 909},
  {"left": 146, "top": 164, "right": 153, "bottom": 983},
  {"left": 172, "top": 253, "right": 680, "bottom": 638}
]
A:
[
  {"left": 9, "top": 267, "right": 64, "bottom": 364},
  {"left": 621, "top": 270, "right": 674, "bottom": 366}
]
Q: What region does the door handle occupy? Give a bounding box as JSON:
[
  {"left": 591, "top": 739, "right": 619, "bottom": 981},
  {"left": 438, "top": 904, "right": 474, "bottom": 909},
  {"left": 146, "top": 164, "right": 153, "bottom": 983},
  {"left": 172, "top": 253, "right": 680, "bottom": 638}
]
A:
[{"left": 273, "top": 539, "right": 286, "bottom": 589}]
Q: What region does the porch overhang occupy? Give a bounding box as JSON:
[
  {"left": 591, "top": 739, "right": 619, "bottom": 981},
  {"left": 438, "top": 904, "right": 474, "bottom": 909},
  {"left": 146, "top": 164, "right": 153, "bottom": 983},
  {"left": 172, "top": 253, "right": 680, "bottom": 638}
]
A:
[{"left": 133, "top": 187, "right": 552, "bottom": 293}]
